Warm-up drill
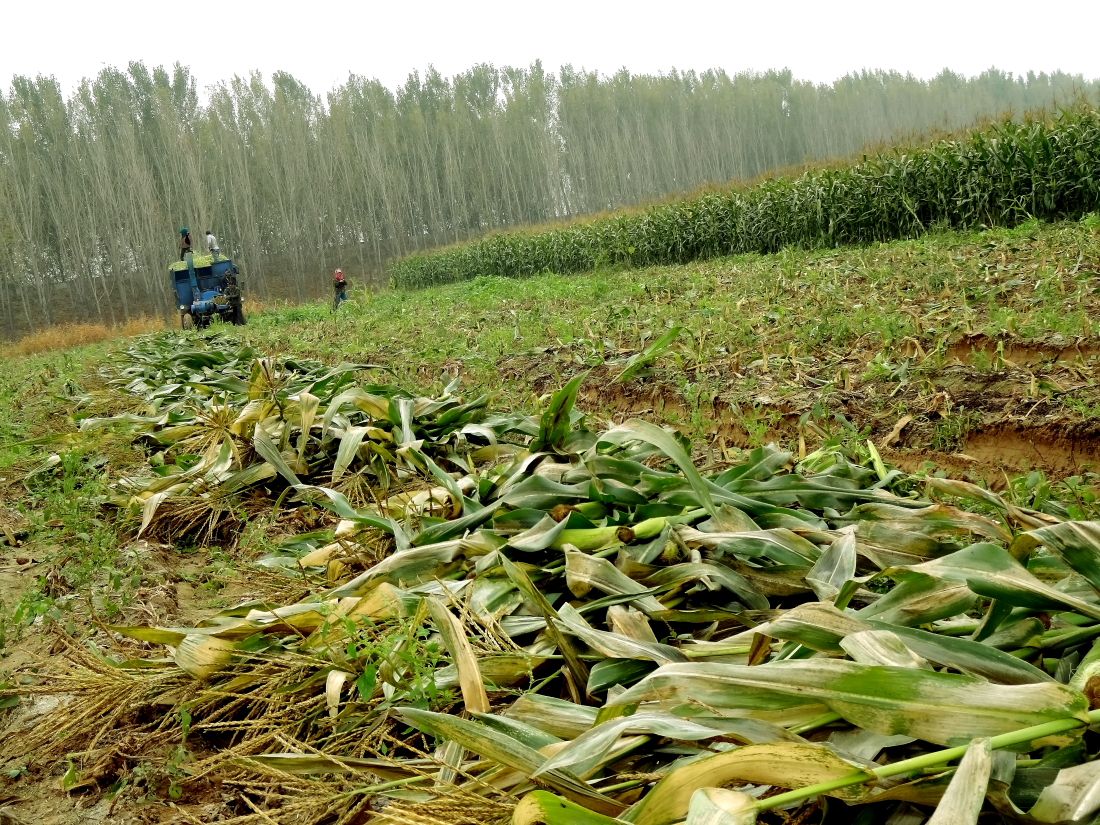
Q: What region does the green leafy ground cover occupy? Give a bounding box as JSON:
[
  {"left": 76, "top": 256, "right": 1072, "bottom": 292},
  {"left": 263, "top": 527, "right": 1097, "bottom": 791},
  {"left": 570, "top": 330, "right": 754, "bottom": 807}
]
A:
[{"left": 0, "top": 219, "right": 1098, "bottom": 823}]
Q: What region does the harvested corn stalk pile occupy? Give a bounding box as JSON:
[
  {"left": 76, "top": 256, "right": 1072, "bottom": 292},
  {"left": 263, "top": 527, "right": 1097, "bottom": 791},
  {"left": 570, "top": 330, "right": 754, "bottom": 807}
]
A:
[{"left": 5, "top": 333, "right": 1100, "bottom": 824}]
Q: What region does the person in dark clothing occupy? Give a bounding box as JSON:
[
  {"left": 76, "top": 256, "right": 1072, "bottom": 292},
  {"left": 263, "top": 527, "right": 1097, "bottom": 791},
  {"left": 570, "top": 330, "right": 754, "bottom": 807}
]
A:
[
  {"left": 179, "top": 227, "right": 193, "bottom": 261},
  {"left": 332, "top": 268, "right": 348, "bottom": 310}
]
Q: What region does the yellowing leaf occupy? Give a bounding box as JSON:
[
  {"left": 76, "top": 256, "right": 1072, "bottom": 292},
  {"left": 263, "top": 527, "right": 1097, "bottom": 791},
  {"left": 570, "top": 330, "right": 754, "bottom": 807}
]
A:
[{"left": 628, "top": 742, "right": 866, "bottom": 825}]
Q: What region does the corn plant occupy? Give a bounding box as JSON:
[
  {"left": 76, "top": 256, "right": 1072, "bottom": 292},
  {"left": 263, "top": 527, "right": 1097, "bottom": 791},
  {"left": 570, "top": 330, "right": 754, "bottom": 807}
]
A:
[{"left": 390, "top": 106, "right": 1100, "bottom": 289}]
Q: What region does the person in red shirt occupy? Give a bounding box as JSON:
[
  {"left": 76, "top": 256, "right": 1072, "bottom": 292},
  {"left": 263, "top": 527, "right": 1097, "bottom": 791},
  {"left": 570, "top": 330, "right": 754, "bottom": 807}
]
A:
[{"left": 332, "top": 268, "right": 348, "bottom": 309}]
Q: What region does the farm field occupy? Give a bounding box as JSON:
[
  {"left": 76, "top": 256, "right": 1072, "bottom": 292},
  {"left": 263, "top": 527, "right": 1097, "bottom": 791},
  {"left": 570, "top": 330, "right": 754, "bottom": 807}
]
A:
[
  {"left": 260, "top": 216, "right": 1100, "bottom": 486},
  {"left": 1, "top": 217, "right": 1100, "bottom": 823}
]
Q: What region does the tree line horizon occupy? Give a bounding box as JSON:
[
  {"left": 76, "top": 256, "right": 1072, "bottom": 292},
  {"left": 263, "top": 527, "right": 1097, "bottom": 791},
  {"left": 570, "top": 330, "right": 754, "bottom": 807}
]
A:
[{"left": 1, "top": 61, "right": 1097, "bottom": 336}]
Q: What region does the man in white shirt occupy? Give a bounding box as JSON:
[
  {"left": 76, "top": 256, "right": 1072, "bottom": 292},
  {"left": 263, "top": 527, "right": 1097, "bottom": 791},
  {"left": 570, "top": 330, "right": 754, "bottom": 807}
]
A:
[{"left": 205, "top": 230, "right": 220, "bottom": 258}]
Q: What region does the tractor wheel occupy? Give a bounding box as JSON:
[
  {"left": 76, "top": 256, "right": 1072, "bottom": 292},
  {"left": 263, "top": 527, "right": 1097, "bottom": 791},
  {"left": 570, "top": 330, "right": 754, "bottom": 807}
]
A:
[
  {"left": 232, "top": 303, "right": 247, "bottom": 325},
  {"left": 181, "top": 312, "right": 195, "bottom": 330}
]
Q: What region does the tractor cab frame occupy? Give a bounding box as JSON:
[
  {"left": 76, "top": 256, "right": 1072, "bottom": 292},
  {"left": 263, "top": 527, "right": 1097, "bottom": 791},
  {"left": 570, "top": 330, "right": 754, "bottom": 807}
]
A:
[{"left": 169, "top": 254, "right": 246, "bottom": 329}]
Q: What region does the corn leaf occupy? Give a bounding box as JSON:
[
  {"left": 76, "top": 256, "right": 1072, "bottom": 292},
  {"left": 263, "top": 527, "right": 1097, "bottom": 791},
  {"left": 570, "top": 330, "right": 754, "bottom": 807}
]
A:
[
  {"left": 926, "top": 738, "right": 992, "bottom": 825},
  {"left": 1010, "top": 521, "right": 1100, "bottom": 594},
  {"left": 395, "top": 708, "right": 624, "bottom": 815},
  {"left": 512, "top": 791, "right": 624, "bottom": 825},
  {"left": 610, "top": 660, "right": 1088, "bottom": 746},
  {"left": 532, "top": 371, "right": 589, "bottom": 453},
  {"left": 426, "top": 598, "right": 490, "bottom": 714},
  {"left": 533, "top": 712, "right": 731, "bottom": 779},
  {"left": 615, "top": 327, "right": 682, "bottom": 384},
  {"left": 626, "top": 742, "right": 868, "bottom": 824},
  {"left": 910, "top": 543, "right": 1100, "bottom": 621},
  {"left": 806, "top": 527, "right": 857, "bottom": 601},
  {"left": 172, "top": 633, "right": 238, "bottom": 680},
  {"left": 332, "top": 425, "right": 370, "bottom": 482},
  {"left": 599, "top": 420, "right": 717, "bottom": 519},
  {"left": 253, "top": 422, "right": 302, "bottom": 486},
  {"left": 565, "top": 551, "right": 666, "bottom": 614},
  {"left": 1028, "top": 759, "right": 1100, "bottom": 823},
  {"left": 685, "top": 788, "right": 758, "bottom": 825}
]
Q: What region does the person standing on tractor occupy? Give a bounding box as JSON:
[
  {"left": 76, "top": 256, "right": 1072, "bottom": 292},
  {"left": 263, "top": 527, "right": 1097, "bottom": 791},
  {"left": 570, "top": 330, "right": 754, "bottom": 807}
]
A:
[
  {"left": 332, "top": 268, "right": 348, "bottom": 310},
  {"left": 205, "top": 229, "right": 220, "bottom": 259},
  {"left": 179, "top": 227, "right": 192, "bottom": 261}
]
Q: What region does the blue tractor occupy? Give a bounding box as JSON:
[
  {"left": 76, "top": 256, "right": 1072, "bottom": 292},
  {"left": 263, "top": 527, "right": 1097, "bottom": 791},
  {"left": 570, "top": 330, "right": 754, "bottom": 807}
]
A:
[{"left": 170, "top": 254, "right": 246, "bottom": 329}]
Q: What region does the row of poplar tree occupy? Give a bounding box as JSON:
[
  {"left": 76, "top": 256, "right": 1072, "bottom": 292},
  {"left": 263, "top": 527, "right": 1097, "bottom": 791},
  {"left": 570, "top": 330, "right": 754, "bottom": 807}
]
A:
[{"left": 0, "top": 62, "right": 1097, "bottom": 334}]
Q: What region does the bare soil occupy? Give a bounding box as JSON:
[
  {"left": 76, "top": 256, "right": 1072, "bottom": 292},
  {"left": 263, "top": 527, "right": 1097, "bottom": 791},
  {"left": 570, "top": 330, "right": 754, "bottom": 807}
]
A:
[
  {"left": 505, "top": 332, "right": 1100, "bottom": 487},
  {"left": 945, "top": 334, "right": 1100, "bottom": 366},
  {"left": 963, "top": 422, "right": 1100, "bottom": 475}
]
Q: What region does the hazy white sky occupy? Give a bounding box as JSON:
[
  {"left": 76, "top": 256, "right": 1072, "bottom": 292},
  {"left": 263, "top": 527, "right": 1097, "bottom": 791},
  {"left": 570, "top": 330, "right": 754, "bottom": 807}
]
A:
[{"left": 5, "top": 0, "right": 1100, "bottom": 97}]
